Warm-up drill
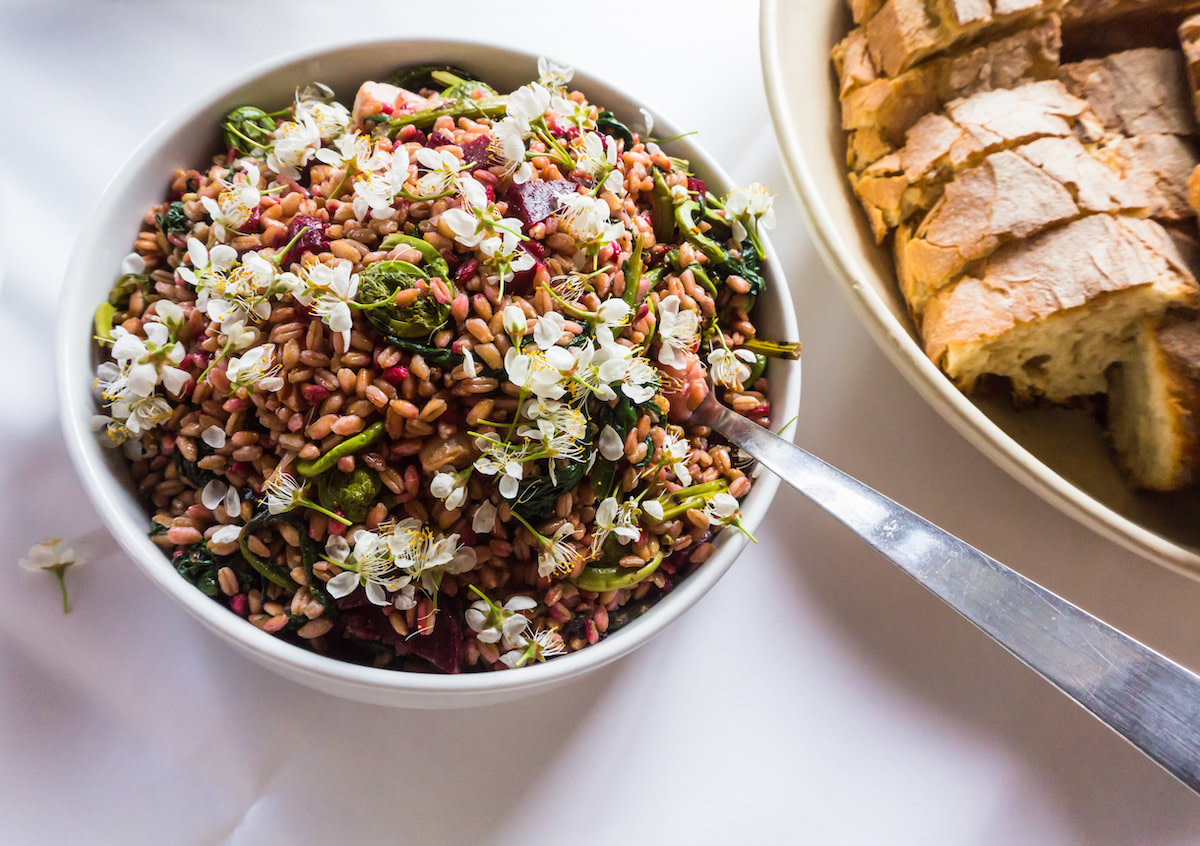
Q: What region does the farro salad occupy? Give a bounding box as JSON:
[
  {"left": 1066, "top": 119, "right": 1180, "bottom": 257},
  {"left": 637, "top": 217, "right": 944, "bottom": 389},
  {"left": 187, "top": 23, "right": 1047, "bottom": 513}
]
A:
[{"left": 91, "top": 58, "right": 797, "bottom": 673}]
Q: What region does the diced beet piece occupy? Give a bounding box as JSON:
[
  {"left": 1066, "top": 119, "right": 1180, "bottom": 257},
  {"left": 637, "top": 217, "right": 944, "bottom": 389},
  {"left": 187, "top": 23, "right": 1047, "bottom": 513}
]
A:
[
  {"left": 521, "top": 239, "right": 546, "bottom": 260},
  {"left": 505, "top": 179, "right": 578, "bottom": 226},
  {"left": 243, "top": 205, "right": 262, "bottom": 233},
  {"left": 388, "top": 596, "right": 464, "bottom": 674},
  {"left": 687, "top": 176, "right": 707, "bottom": 196},
  {"left": 510, "top": 259, "right": 545, "bottom": 295},
  {"left": 456, "top": 258, "right": 479, "bottom": 282},
  {"left": 426, "top": 131, "right": 455, "bottom": 148},
  {"left": 283, "top": 214, "right": 329, "bottom": 266},
  {"left": 461, "top": 135, "right": 493, "bottom": 169}
]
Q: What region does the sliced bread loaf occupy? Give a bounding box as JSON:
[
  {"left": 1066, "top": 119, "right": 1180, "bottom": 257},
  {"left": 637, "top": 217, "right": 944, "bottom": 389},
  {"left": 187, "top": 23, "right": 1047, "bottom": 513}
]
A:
[{"left": 1107, "top": 311, "right": 1200, "bottom": 489}]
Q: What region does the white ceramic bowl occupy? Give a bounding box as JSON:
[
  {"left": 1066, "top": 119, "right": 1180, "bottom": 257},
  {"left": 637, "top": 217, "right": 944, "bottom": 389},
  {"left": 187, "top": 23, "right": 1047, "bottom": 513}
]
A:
[
  {"left": 58, "top": 38, "right": 801, "bottom": 708},
  {"left": 761, "top": 0, "right": 1200, "bottom": 580}
]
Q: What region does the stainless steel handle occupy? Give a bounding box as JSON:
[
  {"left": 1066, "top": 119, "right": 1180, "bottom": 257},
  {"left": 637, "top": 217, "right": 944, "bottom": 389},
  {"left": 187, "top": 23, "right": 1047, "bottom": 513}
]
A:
[{"left": 694, "top": 393, "right": 1200, "bottom": 793}]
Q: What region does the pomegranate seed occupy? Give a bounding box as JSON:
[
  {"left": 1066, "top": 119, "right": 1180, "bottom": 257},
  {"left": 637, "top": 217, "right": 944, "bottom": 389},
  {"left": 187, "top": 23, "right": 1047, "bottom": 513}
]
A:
[
  {"left": 456, "top": 258, "right": 479, "bottom": 281},
  {"left": 383, "top": 365, "right": 409, "bottom": 384},
  {"left": 301, "top": 383, "right": 329, "bottom": 403}
]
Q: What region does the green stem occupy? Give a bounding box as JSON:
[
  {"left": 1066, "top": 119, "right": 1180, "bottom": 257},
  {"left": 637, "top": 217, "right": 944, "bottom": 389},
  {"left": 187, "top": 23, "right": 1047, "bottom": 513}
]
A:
[
  {"left": 272, "top": 225, "right": 309, "bottom": 266},
  {"left": 740, "top": 339, "right": 802, "bottom": 360},
  {"left": 299, "top": 498, "right": 353, "bottom": 527},
  {"left": 540, "top": 282, "right": 592, "bottom": 319},
  {"left": 54, "top": 567, "right": 70, "bottom": 614},
  {"left": 508, "top": 510, "right": 547, "bottom": 545},
  {"left": 295, "top": 421, "right": 385, "bottom": 477}
]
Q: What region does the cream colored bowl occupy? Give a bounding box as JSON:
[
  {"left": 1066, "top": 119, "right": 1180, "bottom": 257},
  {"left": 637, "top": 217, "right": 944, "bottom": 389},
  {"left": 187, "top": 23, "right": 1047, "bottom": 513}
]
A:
[
  {"left": 58, "top": 38, "right": 801, "bottom": 707},
  {"left": 761, "top": 0, "right": 1200, "bottom": 579}
]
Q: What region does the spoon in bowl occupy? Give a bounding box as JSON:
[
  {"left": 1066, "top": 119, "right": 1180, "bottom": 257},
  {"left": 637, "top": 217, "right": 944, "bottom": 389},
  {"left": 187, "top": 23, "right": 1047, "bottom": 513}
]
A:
[{"left": 688, "top": 386, "right": 1200, "bottom": 794}]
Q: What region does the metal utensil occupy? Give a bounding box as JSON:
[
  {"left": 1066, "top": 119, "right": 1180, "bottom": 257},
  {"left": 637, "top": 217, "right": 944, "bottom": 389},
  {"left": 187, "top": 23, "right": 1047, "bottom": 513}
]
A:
[{"left": 690, "top": 389, "right": 1200, "bottom": 793}]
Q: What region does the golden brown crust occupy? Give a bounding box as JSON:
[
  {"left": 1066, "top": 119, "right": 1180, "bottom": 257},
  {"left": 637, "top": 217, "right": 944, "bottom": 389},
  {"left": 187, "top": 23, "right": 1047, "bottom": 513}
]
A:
[
  {"left": 840, "top": 16, "right": 1062, "bottom": 163},
  {"left": 852, "top": 81, "right": 1089, "bottom": 241},
  {"left": 897, "top": 136, "right": 1151, "bottom": 316},
  {"left": 864, "top": 0, "right": 1056, "bottom": 77},
  {"left": 922, "top": 215, "right": 1200, "bottom": 401},
  {"left": 1058, "top": 48, "right": 1197, "bottom": 137},
  {"left": 1063, "top": 0, "right": 1200, "bottom": 27}
]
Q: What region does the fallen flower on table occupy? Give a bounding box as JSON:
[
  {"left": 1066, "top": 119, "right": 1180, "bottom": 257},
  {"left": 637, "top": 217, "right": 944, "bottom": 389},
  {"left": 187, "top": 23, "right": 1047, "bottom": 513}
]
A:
[{"left": 19, "top": 539, "right": 87, "bottom": 614}]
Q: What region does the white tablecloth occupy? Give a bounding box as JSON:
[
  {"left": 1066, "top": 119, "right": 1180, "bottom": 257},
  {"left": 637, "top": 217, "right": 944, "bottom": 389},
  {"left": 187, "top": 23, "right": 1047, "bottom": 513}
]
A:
[{"left": 3, "top": 2, "right": 1200, "bottom": 843}]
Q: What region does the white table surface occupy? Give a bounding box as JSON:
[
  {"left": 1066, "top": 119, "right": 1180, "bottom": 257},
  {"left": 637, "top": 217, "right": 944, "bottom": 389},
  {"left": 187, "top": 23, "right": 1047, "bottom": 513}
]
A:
[{"left": 3, "top": 2, "right": 1200, "bottom": 843}]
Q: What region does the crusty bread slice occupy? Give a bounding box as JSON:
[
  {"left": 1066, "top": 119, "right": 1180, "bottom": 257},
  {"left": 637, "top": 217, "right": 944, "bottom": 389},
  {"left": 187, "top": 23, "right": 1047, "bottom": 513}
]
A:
[
  {"left": 1058, "top": 48, "right": 1197, "bottom": 138},
  {"left": 851, "top": 80, "right": 1090, "bottom": 241},
  {"left": 896, "top": 135, "right": 1151, "bottom": 316},
  {"left": 1098, "top": 133, "right": 1200, "bottom": 220},
  {"left": 921, "top": 215, "right": 1200, "bottom": 403},
  {"left": 1180, "top": 14, "right": 1200, "bottom": 119},
  {"left": 840, "top": 17, "right": 1062, "bottom": 171},
  {"left": 849, "top": 0, "right": 888, "bottom": 25},
  {"left": 861, "top": 0, "right": 1056, "bottom": 77},
  {"left": 1063, "top": 0, "right": 1200, "bottom": 27},
  {"left": 1107, "top": 311, "right": 1200, "bottom": 489}
]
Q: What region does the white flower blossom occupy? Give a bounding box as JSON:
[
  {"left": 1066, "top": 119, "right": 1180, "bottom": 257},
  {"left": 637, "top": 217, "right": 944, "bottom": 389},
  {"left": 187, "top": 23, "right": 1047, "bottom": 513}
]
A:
[
  {"left": 314, "top": 130, "right": 390, "bottom": 175},
  {"left": 465, "top": 593, "right": 536, "bottom": 645},
  {"left": 598, "top": 425, "right": 625, "bottom": 462},
  {"left": 537, "top": 56, "right": 575, "bottom": 89},
  {"left": 660, "top": 432, "right": 693, "bottom": 486},
  {"left": 491, "top": 118, "right": 532, "bottom": 183},
  {"left": 595, "top": 297, "right": 631, "bottom": 333},
  {"left": 409, "top": 533, "right": 476, "bottom": 593},
  {"left": 506, "top": 82, "right": 551, "bottom": 131},
  {"left": 178, "top": 237, "right": 238, "bottom": 308},
  {"left": 472, "top": 500, "right": 498, "bottom": 534},
  {"left": 620, "top": 356, "right": 659, "bottom": 403},
  {"left": 414, "top": 147, "right": 467, "bottom": 196},
  {"left": 708, "top": 346, "right": 756, "bottom": 390},
  {"left": 294, "top": 87, "right": 350, "bottom": 138},
  {"left": 263, "top": 471, "right": 305, "bottom": 515},
  {"left": 656, "top": 295, "right": 700, "bottom": 369},
  {"left": 643, "top": 499, "right": 665, "bottom": 521},
  {"left": 724, "top": 183, "right": 776, "bottom": 243},
  {"left": 226, "top": 344, "right": 284, "bottom": 392},
  {"left": 533, "top": 311, "right": 567, "bottom": 350},
  {"left": 267, "top": 117, "right": 322, "bottom": 179},
  {"left": 20, "top": 538, "right": 86, "bottom": 613},
  {"left": 573, "top": 132, "right": 623, "bottom": 194},
  {"left": 352, "top": 148, "right": 410, "bottom": 221},
  {"left": 325, "top": 530, "right": 404, "bottom": 606},
  {"left": 473, "top": 438, "right": 527, "bottom": 499},
  {"left": 150, "top": 300, "right": 184, "bottom": 330},
  {"left": 502, "top": 305, "right": 528, "bottom": 341},
  {"left": 500, "top": 627, "right": 566, "bottom": 668},
  {"left": 290, "top": 259, "right": 360, "bottom": 348},
  {"left": 591, "top": 496, "right": 641, "bottom": 554},
  {"left": 201, "top": 425, "right": 227, "bottom": 449},
  {"left": 20, "top": 538, "right": 85, "bottom": 574},
  {"left": 430, "top": 470, "right": 468, "bottom": 511},
  {"left": 704, "top": 492, "right": 741, "bottom": 524},
  {"left": 557, "top": 193, "right": 625, "bottom": 245},
  {"left": 537, "top": 523, "right": 584, "bottom": 578},
  {"left": 200, "top": 163, "right": 261, "bottom": 242}
]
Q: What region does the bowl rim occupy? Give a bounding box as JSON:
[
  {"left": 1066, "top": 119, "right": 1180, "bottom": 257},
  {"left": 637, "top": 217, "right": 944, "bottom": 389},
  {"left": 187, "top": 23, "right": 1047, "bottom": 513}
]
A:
[
  {"left": 57, "top": 35, "right": 802, "bottom": 700},
  {"left": 758, "top": 0, "right": 1200, "bottom": 582}
]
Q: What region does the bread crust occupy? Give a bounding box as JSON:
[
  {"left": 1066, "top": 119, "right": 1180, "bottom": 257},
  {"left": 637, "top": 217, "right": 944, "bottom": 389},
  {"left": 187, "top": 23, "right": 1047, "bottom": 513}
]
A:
[{"left": 922, "top": 215, "right": 1200, "bottom": 401}]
